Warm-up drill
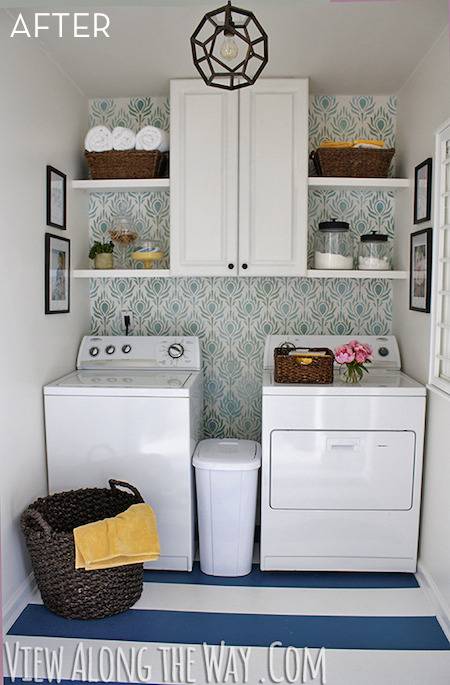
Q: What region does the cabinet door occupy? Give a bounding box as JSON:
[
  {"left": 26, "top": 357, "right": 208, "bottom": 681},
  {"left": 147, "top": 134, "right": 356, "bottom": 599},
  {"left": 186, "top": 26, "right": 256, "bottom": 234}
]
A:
[
  {"left": 170, "top": 80, "right": 239, "bottom": 276},
  {"left": 238, "top": 79, "right": 309, "bottom": 276}
]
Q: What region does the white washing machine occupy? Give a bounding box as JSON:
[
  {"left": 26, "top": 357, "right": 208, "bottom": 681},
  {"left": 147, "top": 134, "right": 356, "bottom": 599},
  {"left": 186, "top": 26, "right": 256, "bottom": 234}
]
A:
[
  {"left": 261, "top": 335, "right": 426, "bottom": 573},
  {"left": 44, "top": 335, "right": 203, "bottom": 571}
]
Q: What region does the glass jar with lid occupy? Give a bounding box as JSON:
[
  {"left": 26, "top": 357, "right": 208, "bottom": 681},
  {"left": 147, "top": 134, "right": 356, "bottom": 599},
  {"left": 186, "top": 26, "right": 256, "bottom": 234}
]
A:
[
  {"left": 109, "top": 211, "right": 138, "bottom": 269},
  {"left": 358, "top": 231, "right": 391, "bottom": 270},
  {"left": 314, "top": 219, "right": 354, "bottom": 270}
]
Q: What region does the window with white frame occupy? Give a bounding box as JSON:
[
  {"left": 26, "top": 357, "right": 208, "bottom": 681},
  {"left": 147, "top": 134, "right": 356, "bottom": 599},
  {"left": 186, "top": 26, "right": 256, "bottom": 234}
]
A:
[{"left": 430, "top": 118, "right": 450, "bottom": 393}]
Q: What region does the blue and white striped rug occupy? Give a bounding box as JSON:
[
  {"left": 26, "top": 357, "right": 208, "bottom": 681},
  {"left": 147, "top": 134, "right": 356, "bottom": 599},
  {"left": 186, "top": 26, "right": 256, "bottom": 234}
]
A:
[{"left": 5, "top": 563, "right": 450, "bottom": 685}]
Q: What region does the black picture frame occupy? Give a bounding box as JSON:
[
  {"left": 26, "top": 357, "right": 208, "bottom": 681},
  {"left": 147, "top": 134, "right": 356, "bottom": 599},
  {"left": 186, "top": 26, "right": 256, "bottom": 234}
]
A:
[
  {"left": 413, "top": 158, "right": 432, "bottom": 224},
  {"left": 46, "top": 165, "right": 67, "bottom": 229},
  {"left": 409, "top": 228, "right": 432, "bottom": 313},
  {"left": 45, "top": 233, "right": 70, "bottom": 314}
]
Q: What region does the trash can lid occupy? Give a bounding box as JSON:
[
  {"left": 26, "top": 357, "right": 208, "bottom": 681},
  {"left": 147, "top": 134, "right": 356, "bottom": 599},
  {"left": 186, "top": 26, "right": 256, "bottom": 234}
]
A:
[{"left": 193, "top": 439, "right": 261, "bottom": 471}]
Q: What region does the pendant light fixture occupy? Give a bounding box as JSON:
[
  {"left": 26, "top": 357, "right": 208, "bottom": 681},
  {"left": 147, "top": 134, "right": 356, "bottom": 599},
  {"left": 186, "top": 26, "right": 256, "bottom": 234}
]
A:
[{"left": 190, "top": 1, "right": 268, "bottom": 91}]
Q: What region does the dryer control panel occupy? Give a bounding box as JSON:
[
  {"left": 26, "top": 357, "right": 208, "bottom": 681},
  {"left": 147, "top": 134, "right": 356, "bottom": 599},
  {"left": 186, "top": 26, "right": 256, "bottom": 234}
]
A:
[
  {"left": 263, "top": 335, "right": 401, "bottom": 370},
  {"left": 77, "top": 336, "right": 201, "bottom": 370}
]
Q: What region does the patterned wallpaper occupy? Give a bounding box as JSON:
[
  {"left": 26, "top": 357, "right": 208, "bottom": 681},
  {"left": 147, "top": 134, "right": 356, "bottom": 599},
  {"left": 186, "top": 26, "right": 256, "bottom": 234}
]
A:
[
  {"left": 88, "top": 94, "right": 396, "bottom": 439},
  {"left": 309, "top": 95, "right": 397, "bottom": 152},
  {"left": 89, "top": 96, "right": 170, "bottom": 131},
  {"left": 91, "top": 277, "right": 391, "bottom": 440}
]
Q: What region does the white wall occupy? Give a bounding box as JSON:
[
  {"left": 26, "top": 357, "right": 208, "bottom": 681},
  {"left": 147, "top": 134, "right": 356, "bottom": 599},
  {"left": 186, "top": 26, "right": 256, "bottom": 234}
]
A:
[
  {"left": 0, "top": 12, "right": 90, "bottom": 625},
  {"left": 393, "top": 29, "right": 450, "bottom": 619}
]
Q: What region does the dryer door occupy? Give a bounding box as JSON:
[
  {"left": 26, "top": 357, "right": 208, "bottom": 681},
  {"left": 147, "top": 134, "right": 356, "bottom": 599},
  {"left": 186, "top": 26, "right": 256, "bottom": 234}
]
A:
[{"left": 270, "top": 430, "right": 415, "bottom": 510}]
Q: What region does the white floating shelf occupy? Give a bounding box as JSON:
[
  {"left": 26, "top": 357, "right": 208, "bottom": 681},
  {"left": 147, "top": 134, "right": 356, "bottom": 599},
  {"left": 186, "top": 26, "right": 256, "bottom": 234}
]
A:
[
  {"left": 72, "top": 179, "right": 170, "bottom": 192},
  {"left": 73, "top": 269, "right": 171, "bottom": 278},
  {"left": 307, "top": 269, "right": 408, "bottom": 280},
  {"left": 308, "top": 177, "right": 410, "bottom": 190},
  {"left": 75, "top": 268, "right": 408, "bottom": 280}
]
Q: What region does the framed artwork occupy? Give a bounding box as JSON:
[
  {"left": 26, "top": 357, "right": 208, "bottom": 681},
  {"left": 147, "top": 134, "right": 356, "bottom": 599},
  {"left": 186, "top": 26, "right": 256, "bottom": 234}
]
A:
[
  {"left": 409, "top": 228, "right": 432, "bottom": 313},
  {"left": 45, "top": 233, "right": 70, "bottom": 314},
  {"left": 46, "top": 165, "right": 66, "bottom": 229},
  {"left": 413, "top": 158, "right": 432, "bottom": 224}
]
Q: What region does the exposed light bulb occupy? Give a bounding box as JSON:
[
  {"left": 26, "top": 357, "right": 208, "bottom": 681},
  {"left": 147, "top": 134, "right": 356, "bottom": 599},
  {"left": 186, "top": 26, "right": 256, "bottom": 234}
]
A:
[{"left": 220, "top": 35, "right": 239, "bottom": 61}]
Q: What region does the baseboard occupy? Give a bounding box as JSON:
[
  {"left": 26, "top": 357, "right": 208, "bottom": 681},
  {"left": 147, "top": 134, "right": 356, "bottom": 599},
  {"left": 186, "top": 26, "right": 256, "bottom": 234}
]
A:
[
  {"left": 416, "top": 560, "right": 450, "bottom": 641},
  {"left": 3, "top": 572, "right": 37, "bottom": 634}
]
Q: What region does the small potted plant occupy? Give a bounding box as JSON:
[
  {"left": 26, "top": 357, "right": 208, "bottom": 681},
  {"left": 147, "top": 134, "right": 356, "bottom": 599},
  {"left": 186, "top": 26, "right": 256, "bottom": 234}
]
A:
[{"left": 89, "top": 241, "right": 114, "bottom": 270}]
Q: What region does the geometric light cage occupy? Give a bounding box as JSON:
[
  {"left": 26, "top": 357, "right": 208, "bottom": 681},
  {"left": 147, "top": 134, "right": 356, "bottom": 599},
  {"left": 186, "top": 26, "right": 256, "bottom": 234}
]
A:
[{"left": 190, "top": 1, "right": 269, "bottom": 90}]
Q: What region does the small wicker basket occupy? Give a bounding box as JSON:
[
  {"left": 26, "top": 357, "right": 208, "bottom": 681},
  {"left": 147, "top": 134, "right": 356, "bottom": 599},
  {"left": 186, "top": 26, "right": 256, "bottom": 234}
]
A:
[
  {"left": 85, "top": 150, "right": 163, "bottom": 179},
  {"left": 21, "top": 479, "right": 144, "bottom": 620},
  {"left": 274, "top": 346, "right": 334, "bottom": 384},
  {"left": 310, "top": 148, "right": 395, "bottom": 178}
]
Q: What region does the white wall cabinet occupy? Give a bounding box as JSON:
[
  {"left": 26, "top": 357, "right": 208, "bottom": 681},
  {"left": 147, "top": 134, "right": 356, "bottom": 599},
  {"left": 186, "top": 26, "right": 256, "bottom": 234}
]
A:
[{"left": 170, "top": 78, "right": 309, "bottom": 277}]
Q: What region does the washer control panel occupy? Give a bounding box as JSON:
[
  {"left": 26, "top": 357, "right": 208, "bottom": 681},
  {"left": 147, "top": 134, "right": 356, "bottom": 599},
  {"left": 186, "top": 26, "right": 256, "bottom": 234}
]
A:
[
  {"left": 77, "top": 336, "right": 201, "bottom": 370},
  {"left": 168, "top": 343, "right": 184, "bottom": 359}
]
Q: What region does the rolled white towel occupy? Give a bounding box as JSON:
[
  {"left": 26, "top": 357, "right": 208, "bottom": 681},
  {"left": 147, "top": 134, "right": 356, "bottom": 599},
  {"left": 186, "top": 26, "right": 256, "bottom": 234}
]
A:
[
  {"left": 85, "top": 125, "right": 112, "bottom": 152},
  {"left": 112, "top": 126, "right": 136, "bottom": 151},
  {"left": 135, "top": 126, "right": 169, "bottom": 152}
]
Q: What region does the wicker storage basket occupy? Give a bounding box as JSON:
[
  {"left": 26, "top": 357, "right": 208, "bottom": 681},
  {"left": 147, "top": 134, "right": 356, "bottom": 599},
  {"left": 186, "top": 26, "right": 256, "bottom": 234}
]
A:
[
  {"left": 310, "top": 148, "right": 395, "bottom": 178},
  {"left": 159, "top": 151, "right": 170, "bottom": 178},
  {"left": 21, "top": 479, "right": 144, "bottom": 620},
  {"left": 85, "top": 150, "right": 162, "bottom": 179},
  {"left": 274, "top": 346, "right": 334, "bottom": 384}
]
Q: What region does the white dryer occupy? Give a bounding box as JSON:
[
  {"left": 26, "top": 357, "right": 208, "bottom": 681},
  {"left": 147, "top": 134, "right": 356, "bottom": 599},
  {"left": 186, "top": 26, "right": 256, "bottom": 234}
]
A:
[
  {"left": 261, "top": 335, "right": 426, "bottom": 573},
  {"left": 44, "top": 335, "right": 203, "bottom": 571}
]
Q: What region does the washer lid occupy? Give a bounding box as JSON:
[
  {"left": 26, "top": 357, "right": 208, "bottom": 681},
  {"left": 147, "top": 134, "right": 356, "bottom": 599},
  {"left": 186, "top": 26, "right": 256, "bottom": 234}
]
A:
[
  {"left": 44, "top": 369, "right": 198, "bottom": 397},
  {"left": 193, "top": 439, "right": 261, "bottom": 471}
]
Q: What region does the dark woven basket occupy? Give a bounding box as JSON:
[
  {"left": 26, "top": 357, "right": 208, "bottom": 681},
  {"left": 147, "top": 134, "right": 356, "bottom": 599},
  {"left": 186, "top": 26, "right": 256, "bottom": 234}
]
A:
[
  {"left": 274, "top": 346, "right": 334, "bottom": 384},
  {"left": 21, "top": 479, "right": 144, "bottom": 620},
  {"left": 310, "top": 148, "right": 395, "bottom": 178},
  {"left": 85, "top": 150, "right": 163, "bottom": 179}
]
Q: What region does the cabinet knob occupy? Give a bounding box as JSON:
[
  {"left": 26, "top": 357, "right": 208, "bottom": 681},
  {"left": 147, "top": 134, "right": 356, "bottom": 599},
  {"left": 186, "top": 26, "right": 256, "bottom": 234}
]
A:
[
  {"left": 228, "top": 263, "right": 234, "bottom": 270},
  {"left": 242, "top": 263, "right": 248, "bottom": 270}
]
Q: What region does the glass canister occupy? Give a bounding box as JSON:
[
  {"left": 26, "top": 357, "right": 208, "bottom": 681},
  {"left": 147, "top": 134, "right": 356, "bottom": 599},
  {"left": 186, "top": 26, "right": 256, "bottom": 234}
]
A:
[
  {"left": 314, "top": 219, "right": 354, "bottom": 270},
  {"left": 109, "top": 212, "right": 138, "bottom": 269},
  {"left": 358, "top": 231, "right": 391, "bottom": 270}
]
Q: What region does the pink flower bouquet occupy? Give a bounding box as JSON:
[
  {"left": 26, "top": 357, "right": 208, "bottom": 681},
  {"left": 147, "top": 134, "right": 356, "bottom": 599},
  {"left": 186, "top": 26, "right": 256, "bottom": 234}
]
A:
[{"left": 335, "top": 340, "right": 373, "bottom": 383}]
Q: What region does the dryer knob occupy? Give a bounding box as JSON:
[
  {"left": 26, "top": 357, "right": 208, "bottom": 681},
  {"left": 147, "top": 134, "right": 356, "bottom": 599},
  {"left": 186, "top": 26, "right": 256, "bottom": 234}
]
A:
[
  {"left": 378, "top": 346, "right": 389, "bottom": 357},
  {"left": 105, "top": 345, "right": 115, "bottom": 355},
  {"left": 122, "top": 344, "right": 132, "bottom": 354},
  {"left": 168, "top": 343, "right": 184, "bottom": 359},
  {"left": 89, "top": 346, "right": 99, "bottom": 357}
]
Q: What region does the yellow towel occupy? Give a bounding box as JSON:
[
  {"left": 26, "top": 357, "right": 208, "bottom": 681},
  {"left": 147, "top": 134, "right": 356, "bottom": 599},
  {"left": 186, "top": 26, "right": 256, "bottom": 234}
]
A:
[
  {"left": 353, "top": 139, "right": 384, "bottom": 148},
  {"left": 74, "top": 503, "right": 160, "bottom": 571},
  {"left": 319, "top": 140, "right": 353, "bottom": 148},
  {"left": 319, "top": 139, "right": 385, "bottom": 149}
]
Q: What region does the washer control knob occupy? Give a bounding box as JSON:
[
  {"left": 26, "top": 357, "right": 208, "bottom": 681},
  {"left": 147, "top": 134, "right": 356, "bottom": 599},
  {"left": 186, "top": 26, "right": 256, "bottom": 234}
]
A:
[
  {"left": 105, "top": 345, "right": 115, "bottom": 355},
  {"left": 378, "top": 346, "right": 389, "bottom": 357},
  {"left": 89, "top": 346, "right": 99, "bottom": 357},
  {"left": 168, "top": 343, "right": 184, "bottom": 359},
  {"left": 122, "top": 344, "right": 132, "bottom": 354}
]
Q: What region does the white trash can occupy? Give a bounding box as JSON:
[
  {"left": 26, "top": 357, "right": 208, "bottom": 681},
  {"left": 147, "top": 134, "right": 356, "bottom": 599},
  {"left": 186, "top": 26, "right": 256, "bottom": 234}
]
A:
[{"left": 193, "top": 438, "right": 261, "bottom": 577}]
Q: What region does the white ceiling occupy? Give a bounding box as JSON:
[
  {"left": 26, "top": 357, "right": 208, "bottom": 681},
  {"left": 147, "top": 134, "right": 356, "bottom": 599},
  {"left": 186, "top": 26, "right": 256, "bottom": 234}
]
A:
[{"left": 13, "top": 0, "right": 449, "bottom": 96}]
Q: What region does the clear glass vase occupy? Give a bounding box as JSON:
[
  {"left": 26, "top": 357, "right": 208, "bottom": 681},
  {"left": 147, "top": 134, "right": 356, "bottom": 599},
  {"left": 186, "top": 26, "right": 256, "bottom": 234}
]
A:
[{"left": 340, "top": 363, "right": 364, "bottom": 384}]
